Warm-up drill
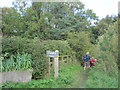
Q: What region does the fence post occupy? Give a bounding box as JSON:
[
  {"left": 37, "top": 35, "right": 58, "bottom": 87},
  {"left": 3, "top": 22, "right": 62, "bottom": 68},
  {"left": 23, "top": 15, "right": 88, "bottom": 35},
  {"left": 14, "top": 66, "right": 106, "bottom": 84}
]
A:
[
  {"left": 48, "top": 57, "right": 50, "bottom": 77},
  {"left": 45, "top": 55, "right": 50, "bottom": 78},
  {"left": 54, "top": 50, "right": 59, "bottom": 78}
]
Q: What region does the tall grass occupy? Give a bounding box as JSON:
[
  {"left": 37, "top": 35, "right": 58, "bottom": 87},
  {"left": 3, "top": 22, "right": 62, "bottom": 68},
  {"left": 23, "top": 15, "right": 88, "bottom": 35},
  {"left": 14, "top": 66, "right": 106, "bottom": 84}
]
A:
[
  {"left": 2, "top": 63, "right": 81, "bottom": 88},
  {"left": 1, "top": 53, "right": 32, "bottom": 72},
  {"left": 85, "top": 69, "right": 118, "bottom": 88}
]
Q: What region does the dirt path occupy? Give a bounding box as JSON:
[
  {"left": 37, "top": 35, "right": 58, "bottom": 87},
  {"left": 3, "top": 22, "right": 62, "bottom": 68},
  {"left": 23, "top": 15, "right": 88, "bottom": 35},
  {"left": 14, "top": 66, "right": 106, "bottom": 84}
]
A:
[{"left": 70, "top": 70, "right": 88, "bottom": 88}]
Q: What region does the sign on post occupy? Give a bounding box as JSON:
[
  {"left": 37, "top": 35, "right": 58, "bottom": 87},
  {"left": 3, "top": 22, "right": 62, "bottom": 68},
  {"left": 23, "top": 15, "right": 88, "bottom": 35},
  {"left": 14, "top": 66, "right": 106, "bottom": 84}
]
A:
[
  {"left": 46, "top": 51, "right": 57, "bottom": 57},
  {"left": 54, "top": 50, "right": 59, "bottom": 78},
  {"left": 46, "top": 50, "right": 59, "bottom": 78}
]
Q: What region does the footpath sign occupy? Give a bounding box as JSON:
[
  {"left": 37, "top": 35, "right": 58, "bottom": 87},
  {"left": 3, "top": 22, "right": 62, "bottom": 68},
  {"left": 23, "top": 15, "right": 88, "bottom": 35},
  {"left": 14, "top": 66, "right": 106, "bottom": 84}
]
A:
[
  {"left": 46, "top": 50, "right": 59, "bottom": 78},
  {"left": 46, "top": 51, "right": 57, "bottom": 57}
]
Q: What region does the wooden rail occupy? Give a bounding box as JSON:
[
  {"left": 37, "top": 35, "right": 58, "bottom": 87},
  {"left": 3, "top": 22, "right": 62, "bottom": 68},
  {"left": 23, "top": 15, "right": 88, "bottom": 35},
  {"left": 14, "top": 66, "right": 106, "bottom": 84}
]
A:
[
  {"left": 46, "top": 54, "right": 73, "bottom": 78},
  {"left": 48, "top": 55, "right": 72, "bottom": 66},
  {"left": 59, "top": 55, "right": 72, "bottom": 63}
]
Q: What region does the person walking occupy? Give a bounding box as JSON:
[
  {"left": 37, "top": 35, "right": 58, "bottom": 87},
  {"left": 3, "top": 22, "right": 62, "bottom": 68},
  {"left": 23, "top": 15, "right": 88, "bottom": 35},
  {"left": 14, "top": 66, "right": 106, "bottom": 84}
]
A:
[
  {"left": 90, "top": 57, "right": 97, "bottom": 67},
  {"left": 82, "top": 52, "right": 91, "bottom": 70}
]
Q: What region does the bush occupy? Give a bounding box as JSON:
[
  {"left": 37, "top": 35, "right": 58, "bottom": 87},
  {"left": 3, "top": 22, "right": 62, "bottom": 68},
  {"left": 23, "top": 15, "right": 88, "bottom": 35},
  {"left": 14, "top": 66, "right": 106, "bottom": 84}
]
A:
[
  {"left": 67, "top": 32, "right": 92, "bottom": 60},
  {"left": 2, "top": 36, "right": 73, "bottom": 79},
  {"left": 2, "top": 36, "right": 30, "bottom": 57},
  {"left": 89, "top": 22, "right": 118, "bottom": 77}
]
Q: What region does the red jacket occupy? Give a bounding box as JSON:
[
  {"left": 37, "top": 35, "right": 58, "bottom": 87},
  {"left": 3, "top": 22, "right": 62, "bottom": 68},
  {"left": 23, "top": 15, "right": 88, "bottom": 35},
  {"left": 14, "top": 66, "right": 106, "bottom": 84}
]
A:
[
  {"left": 90, "top": 59, "right": 97, "bottom": 62},
  {"left": 90, "top": 59, "right": 97, "bottom": 66}
]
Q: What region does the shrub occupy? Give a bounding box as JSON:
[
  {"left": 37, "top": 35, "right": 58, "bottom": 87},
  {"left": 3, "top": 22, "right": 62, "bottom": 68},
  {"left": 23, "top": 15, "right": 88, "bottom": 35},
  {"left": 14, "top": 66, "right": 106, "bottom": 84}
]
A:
[
  {"left": 67, "top": 32, "right": 92, "bottom": 60},
  {"left": 2, "top": 36, "right": 73, "bottom": 79},
  {"left": 89, "top": 22, "right": 118, "bottom": 77},
  {"left": 2, "top": 36, "right": 31, "bottom": 56}
]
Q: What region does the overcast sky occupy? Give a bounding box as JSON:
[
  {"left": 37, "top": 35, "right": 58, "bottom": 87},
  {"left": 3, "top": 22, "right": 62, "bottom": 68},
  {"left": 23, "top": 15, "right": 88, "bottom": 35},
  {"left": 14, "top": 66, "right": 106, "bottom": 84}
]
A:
[
  {"left": 0, "top": 0, "right": 119, "bottom": 19},
  {"left": 81, "top": 0, "right": 119, "bottom": 19}
]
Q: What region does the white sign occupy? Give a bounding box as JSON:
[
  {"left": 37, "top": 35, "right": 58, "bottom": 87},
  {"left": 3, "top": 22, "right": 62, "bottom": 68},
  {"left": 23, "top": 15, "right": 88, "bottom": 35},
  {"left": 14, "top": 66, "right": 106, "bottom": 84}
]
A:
[{"left": 46, "top": 51, "right": 57, "bottom": 57}]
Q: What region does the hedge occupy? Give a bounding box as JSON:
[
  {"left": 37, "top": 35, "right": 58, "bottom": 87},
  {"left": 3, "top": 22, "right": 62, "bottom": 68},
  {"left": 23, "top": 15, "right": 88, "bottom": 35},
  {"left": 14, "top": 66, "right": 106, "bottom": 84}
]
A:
[{"left": 2, "top": 36, "right": 73, "bottom": 79}]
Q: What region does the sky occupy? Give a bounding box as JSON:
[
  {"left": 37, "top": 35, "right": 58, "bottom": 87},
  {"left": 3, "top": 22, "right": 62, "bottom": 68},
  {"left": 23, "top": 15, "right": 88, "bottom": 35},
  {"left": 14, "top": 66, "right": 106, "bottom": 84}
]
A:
[
  {"left": 80, "top": 0, "right": 119, "bottom": 19},
  {"left": 0, "top": 0, "right": 119, "bottom": 19}
]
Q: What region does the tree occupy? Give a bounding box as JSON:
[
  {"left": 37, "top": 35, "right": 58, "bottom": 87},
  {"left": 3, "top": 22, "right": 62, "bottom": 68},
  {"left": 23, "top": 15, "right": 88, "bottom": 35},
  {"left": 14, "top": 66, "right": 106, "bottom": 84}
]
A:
[
  {"left": 90, "top": 20, "right": 118, "bottom": 77},
  {"left": 2, "top": 1, "right": 99, "bottom": 40},
  {"left": 88, "top": 15, "right": 118, "bottom": 44},
  {"left": 67, "top": 31, "right": 92, "bottom": 59},
  {"left": 2, "top": 7, "right": 24, "bottom": 36}
]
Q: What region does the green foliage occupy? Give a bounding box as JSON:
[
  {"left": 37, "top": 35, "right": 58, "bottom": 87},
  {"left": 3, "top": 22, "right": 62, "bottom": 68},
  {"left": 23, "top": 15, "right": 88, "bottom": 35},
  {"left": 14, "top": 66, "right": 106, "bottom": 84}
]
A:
[
  {"left": 88, "top": 15, "right": 117, "bottom": 44},
  {"left": 85, "top": 70, "right": 118, "bottom": 88},
  {"left": 85, "top": 20, "right": 118, "bottom": 88},
  {"left": 2, "top": 63, "right": 80, "bottom": 88},
  {"left": 1, "top": 53, "right": 32, "bottom": 72},
  {"left": 2, "top": 36, "right": 30, "bottom": 56},
  {"left": 2, "top": 36, "right": 73, "bottom": 79},
  {"left": 67, "top": 32, "right": 92, "bottom": 59},
  {"left": 2, "top": 7, "right": 26, "bottom": 37},
  {"left": 2, "top": 36, "right": 47, "bottom": 78},
  {"left": 26, "top": 39, "right": 74, "bottom": 79},
  {"left": 89, "top": 21, "right": 118, "bottom": 77},
  {"left": 41, "top": 40, "right": 73, "bottom": 56},
  {"left": 2, "top": 2, "right": 98, "bottom": 40},
  {"left": 2, "top": 2, "right": 118, "bottom": 88}
]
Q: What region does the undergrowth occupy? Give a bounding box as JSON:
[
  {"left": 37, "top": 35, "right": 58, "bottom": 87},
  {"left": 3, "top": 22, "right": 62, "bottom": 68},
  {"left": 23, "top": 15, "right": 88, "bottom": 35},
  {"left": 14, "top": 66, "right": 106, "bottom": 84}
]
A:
[
  {"left": 2, "top": 62, "right": 81, "bottom": 88},
  {"left": 85, "top": 68, "right": 118, "bottom": 88}
]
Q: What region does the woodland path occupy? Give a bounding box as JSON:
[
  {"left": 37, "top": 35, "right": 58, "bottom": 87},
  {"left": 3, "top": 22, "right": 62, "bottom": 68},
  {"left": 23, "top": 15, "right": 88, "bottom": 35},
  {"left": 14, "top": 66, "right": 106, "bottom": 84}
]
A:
[{"left": 68, "top": 63, "right": 89, "bottom": 88}]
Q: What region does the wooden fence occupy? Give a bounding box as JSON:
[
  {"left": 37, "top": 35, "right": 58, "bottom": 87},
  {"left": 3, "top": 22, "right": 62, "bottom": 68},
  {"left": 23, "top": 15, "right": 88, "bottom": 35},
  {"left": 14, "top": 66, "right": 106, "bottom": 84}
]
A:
[
  {"left": 49, "top": 55, "right": 72, "bottom": 67},
  {"left": 46, "top": 55, "right": 73, "bottom": 78}
]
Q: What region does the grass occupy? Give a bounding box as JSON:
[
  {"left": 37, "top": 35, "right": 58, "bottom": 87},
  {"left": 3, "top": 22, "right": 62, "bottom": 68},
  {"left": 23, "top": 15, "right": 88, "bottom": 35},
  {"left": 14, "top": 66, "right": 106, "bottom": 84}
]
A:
[
  {"left": 2, "top": 61, "right": 82, "bottom": 88},
  {"left": 85, "top": 69, "right": 118, "bottom": 88},
  {"left": 2, "top": 60, "right": 118, "bottom": 88}
]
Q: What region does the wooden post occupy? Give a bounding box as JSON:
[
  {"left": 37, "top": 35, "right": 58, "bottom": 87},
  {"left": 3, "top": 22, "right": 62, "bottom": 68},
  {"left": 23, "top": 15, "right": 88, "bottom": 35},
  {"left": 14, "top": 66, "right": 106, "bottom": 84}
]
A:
[
  {"left": 45, "top": 56, "right": 50, "bottom": 78},
  {"left": 54, "top": 57, "right": 59, "bottom": 78},
  {"left": 48, "top": 57, "right": 50, "bottom": 77},
  {"left": 54, "top": 50, "right": 59, "bottom": 78}
]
